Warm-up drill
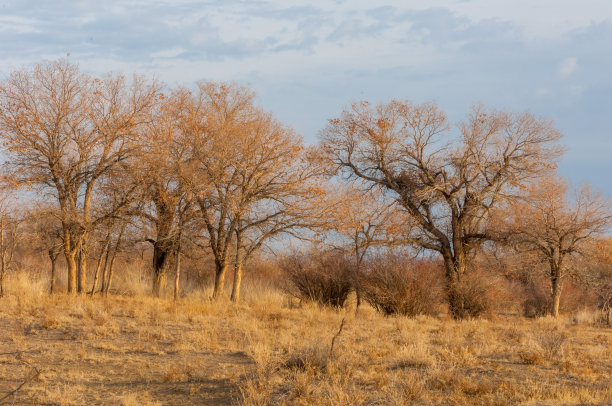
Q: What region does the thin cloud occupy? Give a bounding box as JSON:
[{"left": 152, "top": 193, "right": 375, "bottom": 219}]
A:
[{"left": 558, "top": 57, "right": 578, "bottom": 78}]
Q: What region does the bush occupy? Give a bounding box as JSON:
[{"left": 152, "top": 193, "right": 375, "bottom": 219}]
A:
[
  {"left": 357, "top": 256, "right": 444, "bottom": 316},
  {"left": 446, "top": 267, "right": 516, "bottom": 319},
  {"left": 280, "top": 250, "right": 353, "bottom": 308},
  {"left": 447, "top": 277, "right": 491, "bottom": 319}
]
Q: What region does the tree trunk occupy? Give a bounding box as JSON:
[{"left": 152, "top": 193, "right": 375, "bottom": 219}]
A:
[
  {"left": 104, "top": 249, "right": 118, "bottom": 297},
  {"left": 63, "top": 226, "right": 79, "bottom": 294},
  {"left": 551, "top": 275, "right": 562, "bottom": 318},
  {"left": 81, "top": 185, "right": 93, "bottom": 294},
  {"left": 99, "top": 243, "right": 111, "bottom": 295},
  {"left": 444, "top": 249, "right": 471, "bottom": 319},
  {"left": 212, "top": 260, "right": 228, "bottom": 299},
  {"left": 153, "top": 271, "right": 166, "bottom": 297},
  {"left": 49, "top": 251, "right": 58, "bottom": 294},
  {"left": 104, "top": 226, "right": 125, "bottom": 297},
  {"left": 230, "top": 232, "right": 243, "bottom": 303},
  {"left": 174, "top": 250, "right": 181, "bottom": 301},
  {"left": 66, "top": 252, "right": 78, "bottom": 294},
  {"left": 0, "top": 224, "right": 5, "bottom": 298},
  {"left": 77, "top": 236, "right": 89, "bottom": 294},
  {"left": 354, "top": 253, "right": 364, "bottom": 313},
  {"left": 90, "top": 236, "right": 110, "bottom": 296},
  {"left": 230, "top": 261, "right": 243, "bottom": 303},
  {"left": 173, "top": 224, "right": 183, "bottom": 301},
  {"left": 152, "top": 240, "right": 171, "bottom": 298}
]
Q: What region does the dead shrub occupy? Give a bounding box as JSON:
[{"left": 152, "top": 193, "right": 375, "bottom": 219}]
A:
[
  {"left": 280, "top": 250, "right": 353, "bottom": 308},
  {"left": 535, "top": 327, "right": 568, "bottom": 361},
  {"left": 357, "top": 256, "right": 443, "bottom": 316},
  {"left": 392, "top": 374, "right": 425, "bottom": 402},
  {"left": 447, "top": 273, "right": 492, "bottom": 319},
  {"left": 522, "top": 281, "right": 551, "bottom": 318},
  {"left": 283, "top": 345, "right": 330, "bottom": 373},
  {"left": 519, "top": 326, "right": 568, "bottom": 364}
]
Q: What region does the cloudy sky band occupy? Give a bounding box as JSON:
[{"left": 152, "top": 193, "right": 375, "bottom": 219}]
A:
[{"left": 0, "top": 0, "right": 610, "bottom": 192}]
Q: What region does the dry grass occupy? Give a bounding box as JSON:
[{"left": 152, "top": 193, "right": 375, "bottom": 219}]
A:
[{"left": 0, "top": 271, "right": 610, "bottom": 405}]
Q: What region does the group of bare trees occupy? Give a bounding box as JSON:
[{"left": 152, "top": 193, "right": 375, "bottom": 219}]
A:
[
  {"left": 319, "top": 101, "right": 610, "bottom": 317},
  {"left": 0, "top": 61, "right": 158, "bottom": 294},
  {"left": 0, "top": 60, "right": 327, "bottom": 302},
  {"left": 0, "top": 60, "right": 609, "bottom": 317}
]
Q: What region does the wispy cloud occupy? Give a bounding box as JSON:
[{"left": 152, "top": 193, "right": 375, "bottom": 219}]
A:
[{"left": 558, "top": 57, "right": 578, "bottom": 78}]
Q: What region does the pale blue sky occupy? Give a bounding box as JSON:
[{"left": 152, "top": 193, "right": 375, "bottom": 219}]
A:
[{"left": 1, "top": 0, "right": 611, "bottom": 194}]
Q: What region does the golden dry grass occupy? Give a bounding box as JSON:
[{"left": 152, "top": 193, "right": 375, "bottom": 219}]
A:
[{"left": 0, "top": 272, "right": 610, "bottom": 405}]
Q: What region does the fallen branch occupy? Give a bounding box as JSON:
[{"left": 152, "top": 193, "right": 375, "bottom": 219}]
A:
[
  {"left": 329, "top": 317, "right": 345, "bottom": 359},
  {"left": 0, "top": 354, "right": 40, "bottom": 405}
]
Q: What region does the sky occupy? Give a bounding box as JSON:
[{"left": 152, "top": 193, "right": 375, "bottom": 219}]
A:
[{"left": 1, "top": 0, "right": 611, "bottom": 195}]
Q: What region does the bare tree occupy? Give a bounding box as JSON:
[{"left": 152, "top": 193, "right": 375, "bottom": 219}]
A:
[
  {"left": 0, "top": 183, "right": 18, "bottom": 297},
  {"left": 89, "top": 229, "right": 111, "bottom": 296},
  {"left": 179, "top": 82, "right": 328, "bottom": 301},
  {"left": 29, "top": 205, "right": 64, "bottom": 293},
  {"left": 228, "top": 144, "right": 329, "bottom": 303},
  {"left": 326, "top": 185, "right": 411, "bottom": 308},
  {"left": 320, "top": 100, "right": 563, "bottom": 317},
  {"left": 182, "top": 82, "right": 257, "bottom": 299},
  {"left": 0, "top": 60, "right": 160, "bottom": 294},
  {"left": 135, "top": 89, "right": 196, "bottom": 297},
  {"left": 496, "top": 177, "right": 611, "bottom": 317},
  {"left": 329, "top": 185, "right": 409, "bottom": 269},
  {"left": 101, "top": 220, "right": 128, "bottom": 296}
]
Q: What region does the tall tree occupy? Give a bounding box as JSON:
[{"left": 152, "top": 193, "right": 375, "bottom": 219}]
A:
[
  {"left": 497, "top": 177, "right": 611, "bottom": 317},
  {"left": 137, "top": 89, "right": 196, "bottom": 297},
  {"left": 320, "top": 100, "right": 563, "bottom": 316},
  {"left": 0, "top": 60, "right": 159, "bottom": 293},
  {"left": 182, "top": 82, "right": 328, "bottom": 300},
  {"left": 183, "top": 82, "right": 255, "bottom": 299},
  {"left": 228, "top": 143, "right": 329, "bottom": 302}
]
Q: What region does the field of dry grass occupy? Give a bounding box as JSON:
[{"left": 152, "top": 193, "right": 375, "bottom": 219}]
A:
[{"left": 0, "top": 272, "right": 611, "bottom": 405}]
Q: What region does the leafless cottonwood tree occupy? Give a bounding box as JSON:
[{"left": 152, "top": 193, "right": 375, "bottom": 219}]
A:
[
  {"left": 136, "top": 89, "right": 197, "bottom": 297},
  {"left": 181, "top": 82, "right": 256, "bottom": 299},
  {"left": 88, "top": 213, "right": 131, "bottom": 296},
  {"left": 89, "top": 228, "right": 111, "bottom": 296},
  {"left": 228, "top": 141, "right": 329, "bottom": 303},
  {"left": 181, "top": 82, "right": 330, "bottom": 301},
  {"left": 100, "top": 221, "right": 129, "bottom": 296},
  {"left": 320, "top": 101, "right": 563, "bottom": 317},
  {"left": 0, "top": 60, "right": 160, "bottom": 294},
  {"left": 326, "top": 186, "right": 411, "bottom": 308},
  {"left": 496, "top": 177, "right": 611, "bottom": 317}
]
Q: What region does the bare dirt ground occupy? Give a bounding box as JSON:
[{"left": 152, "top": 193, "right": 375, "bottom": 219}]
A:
[
  {"left": 0, "top": 295, "right": 255, "bottom": 405},
  {"left": 0, "top": 284, "right": 611, "bottom": 405}
]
